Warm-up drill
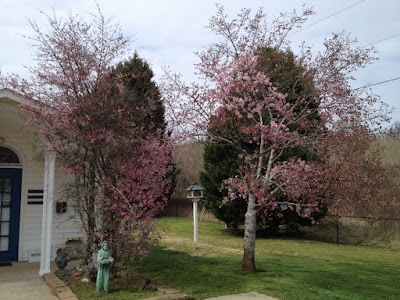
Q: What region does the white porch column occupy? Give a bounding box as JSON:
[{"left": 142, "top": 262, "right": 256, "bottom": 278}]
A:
[{"left": 39, "top": 151, "right": 56, "bottom": 276}]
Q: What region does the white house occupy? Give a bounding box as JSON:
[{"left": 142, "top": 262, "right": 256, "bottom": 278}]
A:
[{"left": 0, "top": 88, "right": 83, "bottom": 275}]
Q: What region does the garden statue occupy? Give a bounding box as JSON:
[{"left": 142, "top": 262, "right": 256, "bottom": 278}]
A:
[
  {"left": 55, "top": 248, "right": 69, "bottom": 274},
  {"left": 96, "top": 240, "right": 114, "bottom": 293}
]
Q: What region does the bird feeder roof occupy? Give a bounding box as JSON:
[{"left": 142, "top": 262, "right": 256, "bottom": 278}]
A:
[{"left": 186, "top": 184, "right": 205, "bottom": 191}]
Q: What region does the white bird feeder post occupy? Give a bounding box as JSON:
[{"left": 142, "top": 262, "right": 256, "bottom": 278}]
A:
[{"left": 186, "top": 184, "right": 205, "bottom": 249}]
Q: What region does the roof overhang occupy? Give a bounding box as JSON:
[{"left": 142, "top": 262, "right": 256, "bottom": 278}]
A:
[{"left": 0, "top": 88, "right": 28, "bottom": 105}]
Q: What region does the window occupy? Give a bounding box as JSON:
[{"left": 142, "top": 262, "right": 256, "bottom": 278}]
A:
[{"left": 0, "top": 146, "right": 20, "bottom": 164}]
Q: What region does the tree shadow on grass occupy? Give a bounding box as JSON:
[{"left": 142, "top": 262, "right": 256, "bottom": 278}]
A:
[
  {"left": 134, "top": 245, "right": 294, "bottom": 299},
  {"left": 134, "top": 244, "right": 400, "bottom": 300}
]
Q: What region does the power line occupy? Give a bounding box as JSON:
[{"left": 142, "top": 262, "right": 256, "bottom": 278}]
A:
[
  {"left": 289, "top": 0, "right": 366, "bottom": 36},
  {"left": 361, "top": 33, "right": 400, "bottom": 48},
  {"left": 353, "top": 76, "right": 400, "bottom": 90}
]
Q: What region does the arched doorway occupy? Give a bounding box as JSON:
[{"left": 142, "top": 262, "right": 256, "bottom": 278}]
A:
[{"left": 0, "top": 146, "right": 22, "bottom": 261}]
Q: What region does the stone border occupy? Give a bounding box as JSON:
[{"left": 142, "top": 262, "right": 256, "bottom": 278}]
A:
[{"left": 43, "top": 273, "right": 78, "bottom": 300}]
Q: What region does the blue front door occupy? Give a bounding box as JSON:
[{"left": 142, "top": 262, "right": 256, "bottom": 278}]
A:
[{"left": 0, "top": 169, "right": 22, "bottom": 262}]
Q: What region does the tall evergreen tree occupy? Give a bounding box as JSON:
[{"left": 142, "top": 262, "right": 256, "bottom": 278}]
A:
[{"left": 112, "top": 52, "right": 166, "bottom": 134}]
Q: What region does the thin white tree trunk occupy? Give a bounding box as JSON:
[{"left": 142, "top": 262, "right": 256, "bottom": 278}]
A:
[{"left": 242, "top": 192, "right": 257, "bottom": 272}]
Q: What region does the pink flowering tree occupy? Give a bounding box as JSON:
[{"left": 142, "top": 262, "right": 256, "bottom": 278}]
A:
[
  {"left": 1, "top": 8, "right": 173, "bottom": 263},
  {"left": 164, "top": 5, "right": 390, "bottom": 272}
]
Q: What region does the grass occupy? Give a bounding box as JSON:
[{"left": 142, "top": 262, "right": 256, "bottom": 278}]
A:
[
  {"left": 69, "top": 276, "right": 162, "bottom": 300},
  {"left": 133, "top": 216, "right": 400, "bottom": 300},
  {"left": 301, "top": 215, "right": 400, "bottom": 249}
]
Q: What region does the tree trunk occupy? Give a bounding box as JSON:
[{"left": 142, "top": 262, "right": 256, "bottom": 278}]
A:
[
  {"left": 85, "top": 164, "right": 97, "bottom": 265},
  {"left": 242, "top": 193, "right": 257, "bottom": 272}
]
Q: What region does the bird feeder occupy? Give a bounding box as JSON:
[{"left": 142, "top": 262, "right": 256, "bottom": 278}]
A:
[
  {"left": 186, "top": 184, "right": 204, "bottom": 248},
  {"left": 186, "top": 184, "right": 205, "bottom": 199}
]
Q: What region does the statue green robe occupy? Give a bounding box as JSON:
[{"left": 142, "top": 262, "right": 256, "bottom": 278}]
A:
[{"left": 96, "top": 241, "right": 114, "bottom": 293}]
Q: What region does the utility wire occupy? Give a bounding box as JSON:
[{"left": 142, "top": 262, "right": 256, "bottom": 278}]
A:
[
  {"left": 289, "top": 0, "right": 366, "bottom": 36},
  {"left": 361, "top": 33, "right": 400, "bottom": 48},
  {"left": 353, "top": 76, "right": 400, "bottom": 90}
]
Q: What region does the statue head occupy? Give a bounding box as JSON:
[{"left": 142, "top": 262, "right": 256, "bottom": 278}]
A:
[{"left": 101, "top": 240, "right": 109, "bottom": 251}]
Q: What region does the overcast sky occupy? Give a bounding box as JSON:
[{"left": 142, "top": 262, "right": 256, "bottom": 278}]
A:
[{"left": 1, "top": 0, "right": 399, "bottom": 126}]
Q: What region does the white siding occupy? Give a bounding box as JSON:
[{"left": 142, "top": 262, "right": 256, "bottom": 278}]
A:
[
  {"left": 20, "top": 142, "right": 84, "bottom": 262},
  {"left": 0, "top": 95, "right": 83, "bottom": 262}
]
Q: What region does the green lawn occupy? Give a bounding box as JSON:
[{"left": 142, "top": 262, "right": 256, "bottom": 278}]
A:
[
  {"left": 69, "top": 276, "right": 162, "bottom": 300},
  {"left": 134, "top": 217, "right": 400, "bottom": 300}
]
